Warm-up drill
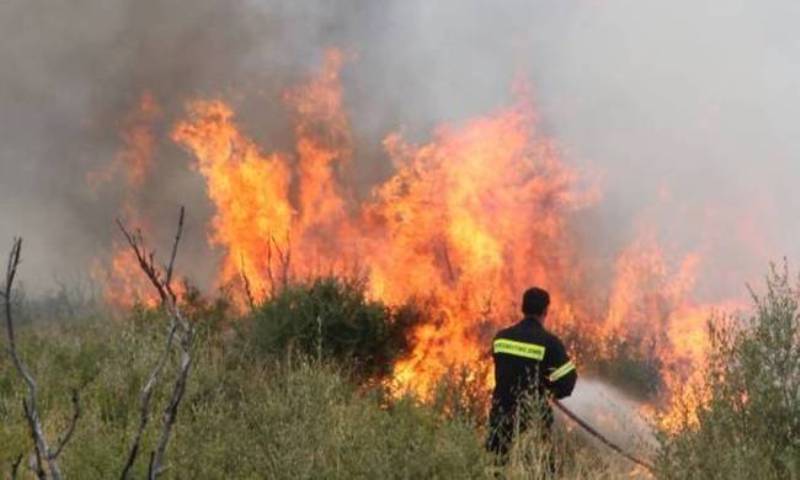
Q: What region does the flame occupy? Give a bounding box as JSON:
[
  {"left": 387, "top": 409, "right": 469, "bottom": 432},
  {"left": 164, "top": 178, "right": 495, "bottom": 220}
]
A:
[
  {"left": 98, "top": 50, "right": 746, "bottom": 424},
  {"left": 365, "top": 99, "right": 598, "bottom": 393},
  {"left": 171, "top": 60, "right": 600, "bottom": 393},
  {"left": 91, "top": 239, "right": 159, "bottom": 309},
  {"left": 284, "top": 49, "right": 352, "bottom": 234},
  {"left": 89, "top": 92, "right": 164, "bottom": 308},
  {"left": 604, "top": 234, "right": 749, "bottom": 429},
  {"left": 172, "top": 100, "right": 294, "bottom": 300},
  {"left": 87, "top": 91, "right": 161, "bottom": 190}
]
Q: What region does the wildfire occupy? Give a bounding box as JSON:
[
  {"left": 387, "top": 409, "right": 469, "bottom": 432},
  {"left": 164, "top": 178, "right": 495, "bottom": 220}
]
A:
[
  {"left": 89, "top": 92, "right": 163, "bottom": 308},
  {"left": 97, "top": 50, "right": 743, "bottom": 426},
  {"left": 87, "top": 91, "right": 161, "bottom": 190},
  {"left": 366, "top": 99, "right": 597, "bottom": 393}
]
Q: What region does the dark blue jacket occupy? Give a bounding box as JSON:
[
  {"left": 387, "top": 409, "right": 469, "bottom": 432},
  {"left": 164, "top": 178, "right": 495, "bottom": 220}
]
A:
[{"left": 490, "top": 316, "right": 577, "bottom": 416}]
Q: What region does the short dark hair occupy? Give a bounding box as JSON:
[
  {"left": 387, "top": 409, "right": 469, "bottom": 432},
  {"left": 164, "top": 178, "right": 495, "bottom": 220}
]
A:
[{"left": 521, "top": 287, "right": 550, "bottom": 316}]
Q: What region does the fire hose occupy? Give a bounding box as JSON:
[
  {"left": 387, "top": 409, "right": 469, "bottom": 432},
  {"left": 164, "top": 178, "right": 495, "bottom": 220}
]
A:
[{"left": 551, "top": 399, "right": 655, "bottom": 474}]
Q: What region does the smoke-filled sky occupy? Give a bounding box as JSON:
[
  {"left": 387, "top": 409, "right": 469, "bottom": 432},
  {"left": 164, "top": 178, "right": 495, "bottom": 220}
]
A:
[{"left": 1, "top": 0, "right": 799, "bottom": 295}]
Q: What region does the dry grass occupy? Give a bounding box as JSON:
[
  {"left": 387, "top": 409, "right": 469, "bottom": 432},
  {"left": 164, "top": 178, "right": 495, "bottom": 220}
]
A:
[{"left": 0, "top": 308, "right": 641, "bottom": 479}]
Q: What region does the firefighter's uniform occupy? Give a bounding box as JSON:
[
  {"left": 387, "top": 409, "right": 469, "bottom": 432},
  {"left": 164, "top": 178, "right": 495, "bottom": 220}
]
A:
[{"left": 486, "top": 315, "right": 577, "bottom": 458}]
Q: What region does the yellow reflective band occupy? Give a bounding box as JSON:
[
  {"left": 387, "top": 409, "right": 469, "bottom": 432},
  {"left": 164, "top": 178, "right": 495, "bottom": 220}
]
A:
[
  {"left": 493, "top": 339, "right": 546, "bottom": 360},
  {"left": 548, "top": 361, "right": 576, "bottom": 382}
]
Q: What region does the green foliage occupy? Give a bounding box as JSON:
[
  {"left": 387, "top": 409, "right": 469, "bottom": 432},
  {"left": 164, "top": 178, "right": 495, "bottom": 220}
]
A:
[
  {"left": 0, "top": 317, "right": 486, "bottom": 479},
  {"left": 183, "top": 358, "right": 488, "bottom": 479},
  {"left": 593, "top": 335, "right": 663, "bottom": 400},
  {"left": 0, "top": 311, "right": 629, "bottom": 479},
  {"left": 249, "top": 277, "right": 419, "bottom": 381},
  {"left": 656, "top": 263, "right": 800, "bottom": 480},
  {"left": 562, "top": 320, "right": 662, "bottom": 401}
]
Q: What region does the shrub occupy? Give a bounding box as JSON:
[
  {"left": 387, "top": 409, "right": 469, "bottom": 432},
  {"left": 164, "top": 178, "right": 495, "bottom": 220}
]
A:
[
  {"left": 655, "top": 263, "right": 800, "bottom": 480},
  {"left": 197, "top": 358, "right": 489, "bottom": 479},
  {"left": 0, "top": 319, "right": 488, "bottom": 479},
  {"left": 1, "top": 305, "right": 637, "bottom": 479},
  {"left": 429, "top": 362, "right": 493, "bottom": 427},
  {"left": 593, "top": 335, "right": 663, "bottom": 400},
  {"left": 248, "top": 277, "right": 419, "bottom": 381}
]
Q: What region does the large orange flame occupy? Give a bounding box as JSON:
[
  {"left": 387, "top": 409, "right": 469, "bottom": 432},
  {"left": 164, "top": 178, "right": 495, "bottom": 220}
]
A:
[
  {"left": 172, "top": 100, "right": 294, "bottom": 300},
  {"left": 365, "top": 98, "right": 599, "bottom": 392},
  {"left": 99, "top": 50, "right": 743, "bottom": 425}
]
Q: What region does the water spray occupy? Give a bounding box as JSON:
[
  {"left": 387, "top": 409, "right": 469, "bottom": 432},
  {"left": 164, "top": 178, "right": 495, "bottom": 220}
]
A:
[{"left": 552, "top": 399, "right": 655, "bottom": 473}]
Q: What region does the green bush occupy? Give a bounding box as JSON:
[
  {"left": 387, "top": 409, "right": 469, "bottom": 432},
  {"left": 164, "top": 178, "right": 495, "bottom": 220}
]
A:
[
  {"left": 560, "top": 316, "right": 662, "bottom": 401},
  {"left": 189, "top": 358, "right": 489, "bottom": 479},
  {"left": 0, "top": 317, "right": 487, "bottom": 479},
  {"left": 656, "top": 264, "right": 800, "bottom": 480},
  {"left": 0, "top": 308, "right": 634, "bottom": 479},
  {"left": 248, "top": 277, "right": 419, "bottom": 381},
  {"left": 593, "top": 335, "right": 663, "bottom": 400}
]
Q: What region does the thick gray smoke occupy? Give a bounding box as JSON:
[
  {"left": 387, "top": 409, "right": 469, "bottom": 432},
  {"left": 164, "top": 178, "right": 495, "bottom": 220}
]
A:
[{"left": 1, "top": 0, "right": 799, "bottom": 297}]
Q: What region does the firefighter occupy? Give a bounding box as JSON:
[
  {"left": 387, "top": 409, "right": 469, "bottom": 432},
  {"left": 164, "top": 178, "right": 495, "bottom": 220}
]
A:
[{"left": 486, "top": 287, "right": 577, "bottom": 462}]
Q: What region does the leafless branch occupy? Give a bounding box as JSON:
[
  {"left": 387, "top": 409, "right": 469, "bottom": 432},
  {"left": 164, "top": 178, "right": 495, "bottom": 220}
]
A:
[
  {"left": 283, "top": 233, "right": 292, "bottom": 291},
  {"left": 147, "top": 452, "right": 156, "bottom": 479},
  {"left": 271, "top": 237, "right": 284, "bottom": 284},
  {"left": 115, "top": 222, "right": 168, "bottom": 303},
  {"left": 22, "top": 400, "right": 46, "bottom": 480},
  {"left": 239, "top": 255, "right": 256, "bottom": 311},
  {"left": 164, "top": 207, "right": 185, "bottom": 290},
  {"left": 117, "top": 207, "right": 194, "bottom": 479},
  {"left": 266, "top": 239, "right": 276, "bottom": 299},
  {"left": 119, "top": 323, "right": 177, "bottom": 480},
  {"left": 50, "top": 390, "right": 81, "bottom": 460},
  {"left": 270, "top": 234, "right": 292, "bottom": 293},
  {"left": 440, "top": 241, "right": 456, "bottom": 284},
  {"left": 10, "top": 453, "right": 23, "bottom": 480},
  {"left": 4, "top": 239, "right": 67, "bottom": 480},
  {"left": 4, "top": 240, "right": 27, "bottom": 380},
  {"left": 149, "top": 336, "right": 191, "bottom": 479},
  {"left": 283, "top": 233, "right": 292, "bottom": 289}
]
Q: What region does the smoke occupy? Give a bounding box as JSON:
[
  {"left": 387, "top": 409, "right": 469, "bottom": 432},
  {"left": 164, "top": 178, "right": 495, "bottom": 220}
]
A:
[{"left": 1, "top": 0, "right": 799, "bottom": 295}]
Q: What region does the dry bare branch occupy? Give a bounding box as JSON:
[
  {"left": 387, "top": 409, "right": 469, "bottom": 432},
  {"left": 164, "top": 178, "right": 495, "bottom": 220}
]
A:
[
  {"left": 164, "top": 207, "right": 185, "bottom": 290},
  {"left": 3, "top": 238, "right": 74, "bottom": 480},
  {"left": 146, "top": 452, "right": 156, "bottom": 479},
  {"left": 10, "top": 453, "right": 23, "bottom": 480},
  {"left": 50, "top": 390, "right": 81, "bottom": 461},
  {"left": 239, "top": 255, "right": 256, "bottom": 311},
  {"left": 115, "top": 222, "right": 168, "bottom": 303},
  {"left": 265, "top": 239, "right": 274, "bottom": 298},
  {"left": 270, "top": 234, "right": 292, "bottom": 293},
  {"left": 117, "top": 206, "right": 194, "bottom": 479},
  {"left": 22, "top": 400, "right": 46, "bottom": 479},
  {"left": 149, "top": 336, "right": 192, "bottom": 479},
  {"left": 439, "top": 241, "right": 456, "bottom": 284},
  {"left": 119, "top": 323, "right": 178, "bottom": 480}
]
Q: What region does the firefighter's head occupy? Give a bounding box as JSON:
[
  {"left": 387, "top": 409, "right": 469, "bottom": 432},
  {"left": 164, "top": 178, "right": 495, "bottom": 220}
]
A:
[{"left": 521, "top": 287, "right": 550, "bottom": 321}]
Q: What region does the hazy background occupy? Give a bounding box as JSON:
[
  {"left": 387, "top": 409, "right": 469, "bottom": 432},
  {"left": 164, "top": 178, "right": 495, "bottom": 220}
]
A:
[{"left": 1, "top": 0, "right": 798, "bottom": 297}]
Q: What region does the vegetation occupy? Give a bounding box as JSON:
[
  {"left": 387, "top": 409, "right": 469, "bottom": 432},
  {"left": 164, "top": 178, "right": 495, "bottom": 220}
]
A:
[
  {"left": 249, "top": 277, "right": 420, "bottom": 382},
  {"left": 592, "top": 336, "right": 663, "bottom": 400},
  {"left": 656, "top": 264, "right": 800, "bottom": 480},
  {"left": 1, "top": 282, "right": 634, "bottom": 479},
  {"left": 6, "top": 243, "right": 798, "bottom": 478}
]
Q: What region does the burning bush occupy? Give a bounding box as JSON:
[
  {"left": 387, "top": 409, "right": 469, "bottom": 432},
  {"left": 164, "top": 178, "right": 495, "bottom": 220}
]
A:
[
  {"left": 655, "top": 263, "right": 800, "bottom": 479},
  {"left": 248, "top": 277, "right": 420, "bottom": 381}
]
